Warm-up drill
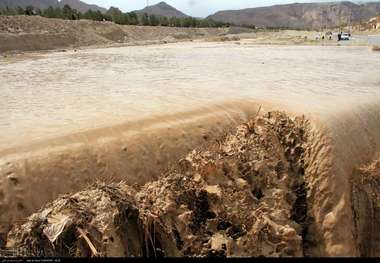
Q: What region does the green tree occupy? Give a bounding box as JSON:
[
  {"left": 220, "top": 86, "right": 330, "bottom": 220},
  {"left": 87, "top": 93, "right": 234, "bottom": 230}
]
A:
[
  {"left": 35, "top": 8, "right": 42, "bottom": 16},
  {"left": 168, "top": 17, "right": 181, "bottom": 27},
  {"left": 149, "top": 14, "right": 159, "bottom": 26},
  {"left": 43, "top": 6, "right": 55, "bottom": 18},
  {"left": 106, "top": 7, "right": 125, "bottom": 24},
  {"left": 16, "top": 6, "right": 24, "bottom": 15},
  {"left": 94, "top": 10, "right": 105, "bottom": 21},
  {"left": 83, "top": 10, "right": 105, "bottom": 21},
  {"left": 83, "top": 10, "right": 93, "bottom": 20},
  {"left": 159, "top": 16, "right": 169, "bottom": 26},
  {"left": 141, "top": 13, "right": 150, "bottom": 26},
  {"left": 182, "top": 17, "right": 197, "bottom": 28},
  {"left": 25, "top": 6, "right": 35, "bottom": 15},
  {"left": 6, "top": 7, "right": 16, "bottom": 15},
  {"left": 52, "top": 7, "right": 64, "bottom": 19},
  {"left": 62, "top": 4, "right": 79, "bottom": 20},
  {"left": 128, "top": 12, "right": 139, "bottom": 25}
]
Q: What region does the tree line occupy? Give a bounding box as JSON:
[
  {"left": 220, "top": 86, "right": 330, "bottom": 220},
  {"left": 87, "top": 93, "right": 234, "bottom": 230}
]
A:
[{"left": 0, "top": 5, "right": 232, "bottom": 28}]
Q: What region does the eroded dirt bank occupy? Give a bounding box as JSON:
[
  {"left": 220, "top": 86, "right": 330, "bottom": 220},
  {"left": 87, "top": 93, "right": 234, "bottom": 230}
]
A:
[
  {"left": 0, "top": 101, "right": 262, "bottom": 248},
  {"left": 2, "top": 16, "right": 376, "bottom": 54},
  {"left": 2, "top": 111, "right": 310, "bottom": 257},
  {"left": 352, "top": 159, "right": 380, "bottom": 257},
  {"left": 2, "top": 109, "right": 380, "bottom": 257},
  {"left": 0, "top": 15, "right": 240, "bottom": 53}
]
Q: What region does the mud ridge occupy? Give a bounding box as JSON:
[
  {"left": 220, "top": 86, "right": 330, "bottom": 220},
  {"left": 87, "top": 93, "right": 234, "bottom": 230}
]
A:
[
  {"left": 2, "top": 111, "right": 311, "bottom": 257},
  {"left": 352, "top": 159, "right": 380, "bottom": 257},
  {"left": 2, "top": 110, "right": 380, "bottom": 257}
]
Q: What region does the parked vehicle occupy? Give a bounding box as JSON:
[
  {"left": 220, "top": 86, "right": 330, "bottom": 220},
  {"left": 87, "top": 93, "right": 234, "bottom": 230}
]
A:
[{"left": 340, "top": 33, "right": 350, "bottom": 40}]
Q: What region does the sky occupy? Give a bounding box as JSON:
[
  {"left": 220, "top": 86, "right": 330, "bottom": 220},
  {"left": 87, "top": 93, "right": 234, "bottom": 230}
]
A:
[{"left": 82, "top": 0, "right": 362, "bottom": 17}]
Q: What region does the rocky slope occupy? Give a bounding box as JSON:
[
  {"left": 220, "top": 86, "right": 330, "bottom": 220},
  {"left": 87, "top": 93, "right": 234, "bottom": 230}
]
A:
[
  {"left": 208, "top": 1, "right": 380, "bottom": 29},
  {"left": 0, "top": 0, "right": 106, "bottom": 13},
  {"left": 135, "top": 1, "right": 189, "bottom": 18},
  {"left": 59, "top": 0, "right": 106, "bottom": 13}
]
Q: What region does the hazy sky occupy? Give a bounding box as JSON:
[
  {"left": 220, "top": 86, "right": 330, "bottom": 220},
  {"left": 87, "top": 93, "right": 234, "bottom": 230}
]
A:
[{"left": 81, "top": 1, "right": 359, "bottom": 17}]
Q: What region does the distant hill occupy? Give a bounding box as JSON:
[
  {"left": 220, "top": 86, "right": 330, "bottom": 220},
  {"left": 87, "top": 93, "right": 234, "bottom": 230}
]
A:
[
  {"left": 135, "top": 1, "right": 188, "bottom": 18},
  {"left": 59, "top": 0, "right": 106, "bottom": 13},
  {"left": 208, "top": 1, "right": 380, "bottom": 29},
  {"left": 0, "top": 0, "right": 106, "bottom": 13},
  {"left": 0, "top": 0, "right": 57, "bottom": 10}
]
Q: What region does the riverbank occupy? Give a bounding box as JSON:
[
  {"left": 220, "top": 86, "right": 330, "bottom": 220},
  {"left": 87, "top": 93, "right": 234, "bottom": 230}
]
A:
[
  {"left": 0, "top": 15, "right": 244, "bottom": 53},
  {"left": 1, "top": 16, "right": 378, "bottom": 55}
]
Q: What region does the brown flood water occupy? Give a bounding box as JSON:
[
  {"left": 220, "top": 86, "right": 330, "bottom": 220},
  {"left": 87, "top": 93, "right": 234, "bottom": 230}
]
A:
[
  {"left": 1, "top": 43, "right": 380, "bottom": 254},
  {"left": 1, "top": 42, "right": 379, "bottom": 150}
]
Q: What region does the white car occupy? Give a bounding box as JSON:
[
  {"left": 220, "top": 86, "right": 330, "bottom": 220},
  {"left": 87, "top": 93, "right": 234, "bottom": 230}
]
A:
[{"left": 340, "top": 33, "right": 350, "bottom": 40}]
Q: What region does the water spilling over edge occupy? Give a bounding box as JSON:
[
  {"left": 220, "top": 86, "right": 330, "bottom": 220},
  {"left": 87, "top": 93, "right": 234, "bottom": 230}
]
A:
[{"left": 1, "top": 100, "right": 380, "bottom": 256}]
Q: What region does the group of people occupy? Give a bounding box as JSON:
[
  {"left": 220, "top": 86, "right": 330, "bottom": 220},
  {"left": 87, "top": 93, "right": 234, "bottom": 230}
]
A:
[
  {"left": 316, "top": 33, "right": 333, "bottom": 41},
  {"left": 316, "top": 31, "right": 352, "bottom": 41}
]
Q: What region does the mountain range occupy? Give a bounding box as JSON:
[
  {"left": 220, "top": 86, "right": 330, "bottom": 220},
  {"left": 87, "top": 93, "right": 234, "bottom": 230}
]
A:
[
  {"left": 0, "top": 0, "right": 106, "bottom": 13},
  {"left": 208, "top": 1, "right": 380, "bottom": 29},
  {"left": 1, "top": 0, "right": 379, "bottom": 29}
]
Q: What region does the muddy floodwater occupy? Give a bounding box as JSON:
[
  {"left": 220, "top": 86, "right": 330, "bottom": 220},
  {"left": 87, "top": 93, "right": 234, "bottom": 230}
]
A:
[
  {"left": 1, "top": 41, "right": 380, "bottom": 257},
  {"left": 0, "top": 42, "right": 380, "bottom": 150}
]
